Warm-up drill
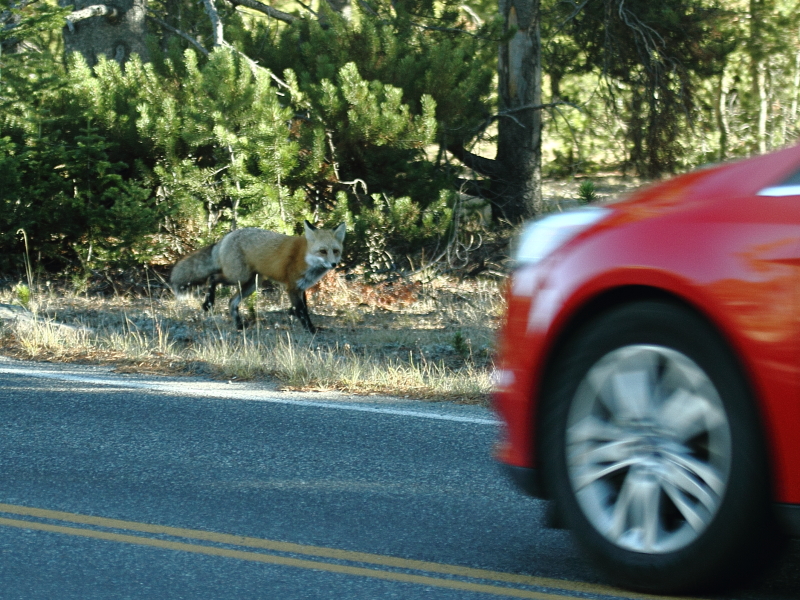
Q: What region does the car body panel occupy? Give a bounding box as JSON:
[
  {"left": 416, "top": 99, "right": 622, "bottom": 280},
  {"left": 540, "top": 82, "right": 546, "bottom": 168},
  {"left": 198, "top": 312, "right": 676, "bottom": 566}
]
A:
[{"left": 493, "top": 145, "right": 800, "bottom": 505}]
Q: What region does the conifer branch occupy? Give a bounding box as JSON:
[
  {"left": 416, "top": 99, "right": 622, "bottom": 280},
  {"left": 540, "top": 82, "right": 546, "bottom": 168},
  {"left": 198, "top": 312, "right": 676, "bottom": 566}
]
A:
[
  {"left": 1, "top": 0, "right": 42, "bottom": 52},
  {"left": 0, "top": 0, "right": 37, "bottom": 27},
  {"left": 147, "top": 14, "right": 209, "bottom": 56},
  {"left": 415, "top": 23, "right": 480, "bottom": 37},
  {"left": 227, "top": 0, "right": 297, "bottom": 24},
  {"left": 356, "top": 0, "right": 379, "bottom": 16},
  {"left": 149, "top": 8, "right": 290, "bottom": 93}
]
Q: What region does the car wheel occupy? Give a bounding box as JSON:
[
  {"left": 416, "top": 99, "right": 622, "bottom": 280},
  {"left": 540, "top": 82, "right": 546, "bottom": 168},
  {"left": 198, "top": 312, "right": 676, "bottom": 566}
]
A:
[{"left": 540, "top": 300, "right": 774, "bottom": 593}]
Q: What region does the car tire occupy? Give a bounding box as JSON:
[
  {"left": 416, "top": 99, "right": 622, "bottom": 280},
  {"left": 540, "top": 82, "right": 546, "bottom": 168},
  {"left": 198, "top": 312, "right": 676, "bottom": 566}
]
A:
[{"left": 540, "top": 300, "right": 775, "bottom": 593}]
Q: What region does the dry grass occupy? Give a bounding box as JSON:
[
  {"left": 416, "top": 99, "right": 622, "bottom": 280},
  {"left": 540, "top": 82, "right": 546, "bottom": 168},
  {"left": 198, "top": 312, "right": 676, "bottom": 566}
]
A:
[{"left": 0, "top": 272, "right": 503, "bottom": 404}]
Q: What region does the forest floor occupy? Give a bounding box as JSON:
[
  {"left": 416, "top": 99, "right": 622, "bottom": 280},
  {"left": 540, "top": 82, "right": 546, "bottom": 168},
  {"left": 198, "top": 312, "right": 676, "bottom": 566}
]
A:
[{"left": 0, "top": 177, "right": 644, "bottom": 405}]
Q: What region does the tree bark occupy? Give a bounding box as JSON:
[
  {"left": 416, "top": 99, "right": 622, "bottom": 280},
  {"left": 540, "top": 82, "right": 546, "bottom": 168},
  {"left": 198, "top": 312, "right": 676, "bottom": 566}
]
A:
[
  {"left": 749, "top": 0, "right": 769, "bottom": 154},
  {"left": 448, "top": 0, "right": 542, "bottom": 224},
  {"left": 715, "top": 70, "right": 729, "bottom": 162},
  {"left": 493, "top": 0, "right": 542, "bottom": 222},
  {"left": 60, "top": 0, "right": 148, "bottom": 66}
]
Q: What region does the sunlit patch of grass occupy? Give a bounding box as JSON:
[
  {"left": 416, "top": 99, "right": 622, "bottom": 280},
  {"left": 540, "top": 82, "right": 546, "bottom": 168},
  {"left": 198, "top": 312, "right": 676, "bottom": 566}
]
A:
[
  {"left": 7, "top": 316, "right": 90, "bottom": 359},
  {"left": 0, "top": 273, "right": 500, "bottom": 403},
  {"left": 100, "top": 317, "right": 177, "bottom": 360},
  {"left": 190, "top": 331, "right": 491, "bottom": 401}
]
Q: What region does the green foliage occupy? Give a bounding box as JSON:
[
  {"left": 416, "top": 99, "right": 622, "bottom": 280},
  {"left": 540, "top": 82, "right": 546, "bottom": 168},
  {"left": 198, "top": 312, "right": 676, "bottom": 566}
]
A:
[
  {"left": 243, "top": 0, "right": 498, "bottom": 206},
  {"left": 577, "top": 180, "right": 597, "bottom": 204},
  {"left": 548, "top": 0, "right": 737, "bottom": 176},
  {"left": 1, "top": 0, "right": 494, "bottom": 275},
  {"left": 344, "top": 190, "right": 454, "bottom": 273},
  {"left": 13, "top": 283, "right": 31, "bottom": 308},
  {"left": 452, "top": 330, "right": 470, "bottom": 358},
  {"left": 5, "top": 0, "right": 797, "bottom": 280},
  {"left": 542, "top": 0, "right": 800, "bottom": 175}
]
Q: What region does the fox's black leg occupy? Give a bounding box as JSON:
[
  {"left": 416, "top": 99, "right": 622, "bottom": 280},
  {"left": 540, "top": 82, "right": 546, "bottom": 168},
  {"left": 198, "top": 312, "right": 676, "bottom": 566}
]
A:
[
  {"left": 289, "top": 289, "right": 317, "bottom": 333},
  {"left": 229, "top": 277, "right": 257, "bottom": 330},
  {"left": 202, "top": 274, "right": 221, "bottom": 311}
]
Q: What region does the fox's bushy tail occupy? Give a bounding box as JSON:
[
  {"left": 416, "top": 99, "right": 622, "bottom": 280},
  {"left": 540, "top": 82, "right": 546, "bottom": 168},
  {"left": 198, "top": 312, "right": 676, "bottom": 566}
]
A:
[{"left": 170, "top": 243, "right": 219, "bottom": 294}]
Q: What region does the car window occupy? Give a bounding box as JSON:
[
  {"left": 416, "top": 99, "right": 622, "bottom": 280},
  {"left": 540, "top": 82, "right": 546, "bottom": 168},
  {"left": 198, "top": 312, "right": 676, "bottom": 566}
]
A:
[{"left": 758, "top": 168, "right": 800, "bottom": 196}]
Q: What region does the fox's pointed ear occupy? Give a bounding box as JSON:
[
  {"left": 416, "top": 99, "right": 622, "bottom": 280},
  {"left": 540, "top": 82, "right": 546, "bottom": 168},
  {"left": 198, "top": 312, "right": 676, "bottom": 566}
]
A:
[
  {"left": 333, "top": 222, "right": 346, "bottom": 244},
  {"left": 304, "top": 220, "right": 317, "bottom": 239}
]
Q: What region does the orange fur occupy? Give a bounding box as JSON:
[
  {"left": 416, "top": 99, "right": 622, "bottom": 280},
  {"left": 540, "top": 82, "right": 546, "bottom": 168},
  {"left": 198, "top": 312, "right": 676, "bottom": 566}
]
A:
[{"left": 170, "top": 221, "right": 345, "bottom": 332}]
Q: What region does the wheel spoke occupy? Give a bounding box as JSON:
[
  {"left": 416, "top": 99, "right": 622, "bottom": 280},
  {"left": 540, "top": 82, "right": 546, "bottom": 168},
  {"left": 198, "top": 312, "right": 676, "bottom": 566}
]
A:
[
  {"left": 607, "top": 473, "right": 636, "bottom": 540},
  {"left": 661, "top": 460, "right": 718, "bottom": 512},
  {"left": 569, "top": 438, "right": 636, "bottom": 468},
  {"left": 610, "top": 367, "right": 654, "bottom": 421},
  {"left": 662, "top": 449, "right": 726, "bottom": 497},
  {"left": 635, "top": 475, "right": 662, "bottom": 550},
  {"left": 606, "top": 470, "right": 662, "bottom": 550},
  {"left": 658, "top": 388, "right": 727, "bottom": 442},
  {"left": 567, "top": 343, "right": 732, "bottom": 555},
  {"left": 570, "top": 456, "right": 639, "bottom": 490},
  {"left": 662, "top": 480, "right": 709, "bottom": 532},
  {"left": 567, "top": 416, "right": 627, "bottom": 445}
]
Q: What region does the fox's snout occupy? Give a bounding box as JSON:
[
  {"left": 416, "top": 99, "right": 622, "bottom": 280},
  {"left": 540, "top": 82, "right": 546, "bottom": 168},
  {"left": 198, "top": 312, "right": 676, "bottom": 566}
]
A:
[{"left": 308, "top": 253, "right": 339, "bottom": 270}]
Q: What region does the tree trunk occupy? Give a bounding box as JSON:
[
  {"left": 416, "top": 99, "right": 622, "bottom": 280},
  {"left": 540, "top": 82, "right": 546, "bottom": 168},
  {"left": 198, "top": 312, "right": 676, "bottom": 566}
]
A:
[
  {"left": 61, "top": 0, "right": 149, "bottom": 66},
  {"left": 715, "top": 70, "right": 730, "bottom": 162},
  {"left": 749, "top": 0, "right": 769, "bottom": 154},
  {"left": 494, "top": 0, "right": 542, "bottom": 222}
]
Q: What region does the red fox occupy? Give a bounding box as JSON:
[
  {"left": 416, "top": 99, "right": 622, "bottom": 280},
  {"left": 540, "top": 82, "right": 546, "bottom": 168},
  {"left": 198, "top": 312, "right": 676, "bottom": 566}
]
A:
[{"left": 170, "top": 221, "right": 346, "bottom": 332}]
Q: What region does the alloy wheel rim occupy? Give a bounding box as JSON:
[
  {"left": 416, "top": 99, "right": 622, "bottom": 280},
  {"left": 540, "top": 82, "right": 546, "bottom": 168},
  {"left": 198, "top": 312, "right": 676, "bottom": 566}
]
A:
[{"left": 566, "top": 344, "right": 732, "bottom": 554}]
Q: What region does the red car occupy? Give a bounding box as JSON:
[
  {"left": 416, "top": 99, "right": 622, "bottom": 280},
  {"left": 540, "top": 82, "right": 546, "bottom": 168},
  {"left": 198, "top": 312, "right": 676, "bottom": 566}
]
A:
[{"left": 493, "top": 144, "right": 800, "bottom": 594}]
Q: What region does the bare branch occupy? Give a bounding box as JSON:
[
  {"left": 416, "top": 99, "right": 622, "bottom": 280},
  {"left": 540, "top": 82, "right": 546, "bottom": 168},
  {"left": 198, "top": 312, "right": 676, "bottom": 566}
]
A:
[
  {"left": 459, "top": 4, "right": 483, "bottom": 26},
  {"left": 199, "top": 0, "right": 225, "bottom": 47},
  {"left": 67, "top": 4, "right": 118, "bottom": 23},
  {"left": 293, "top": 0, "right": 318, "bottom": 17},
  {"left": 557, "top": 0, "right": 591, "bottom": 27},
  {"left": 65, "top": 4, "right": 118, "bottom": 33},
  {"left": 448, "top": 144, "right": 505, "bottom": 179},
  {"left": 227, "top": 0, "right": 297, "bottom": 24},
  {"left": 500, "top": 100, "right": 580, "bottom": 117},
  {"left": 147, "top": 13, "right": 209, "bottom": 56}
]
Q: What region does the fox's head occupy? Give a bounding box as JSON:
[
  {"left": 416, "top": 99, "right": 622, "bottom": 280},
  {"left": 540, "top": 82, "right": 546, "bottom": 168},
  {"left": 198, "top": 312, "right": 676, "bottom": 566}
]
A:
[{"left": 304, "top": 220, "right": 346, "bottom": 270}]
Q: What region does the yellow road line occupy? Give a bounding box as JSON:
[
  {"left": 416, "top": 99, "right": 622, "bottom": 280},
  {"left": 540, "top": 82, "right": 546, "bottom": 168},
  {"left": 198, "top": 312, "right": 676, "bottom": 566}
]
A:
[
  {"left": 0, "top": 516, "right": 568, "bottom": 600},
  {"left": 0, "top": 503, "right": 695, "bottom": 600}
]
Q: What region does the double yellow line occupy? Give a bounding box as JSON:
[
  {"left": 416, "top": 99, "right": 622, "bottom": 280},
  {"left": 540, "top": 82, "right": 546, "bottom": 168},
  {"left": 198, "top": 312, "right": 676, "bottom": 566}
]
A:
[{"left": 0, "top": 503, "right": 685, "bottom": 600}]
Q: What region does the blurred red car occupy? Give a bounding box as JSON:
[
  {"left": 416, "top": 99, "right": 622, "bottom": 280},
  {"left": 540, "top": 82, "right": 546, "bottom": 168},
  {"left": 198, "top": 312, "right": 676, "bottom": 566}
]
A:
[{"left": 492, "top": 144, "right": 800, "bottom": 594}]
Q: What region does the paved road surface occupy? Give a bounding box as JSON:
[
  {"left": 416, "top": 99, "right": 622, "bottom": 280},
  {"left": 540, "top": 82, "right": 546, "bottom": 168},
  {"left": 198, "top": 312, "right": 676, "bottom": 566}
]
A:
[{"left": 0, "top": 358, "right": 797, "bottom": 599}]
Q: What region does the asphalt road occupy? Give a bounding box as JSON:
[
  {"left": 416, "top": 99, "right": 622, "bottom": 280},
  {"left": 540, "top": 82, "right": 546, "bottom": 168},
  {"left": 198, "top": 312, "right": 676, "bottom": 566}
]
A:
[{"left": 0, "top": 357, "right": 798, "bottom": 600}]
